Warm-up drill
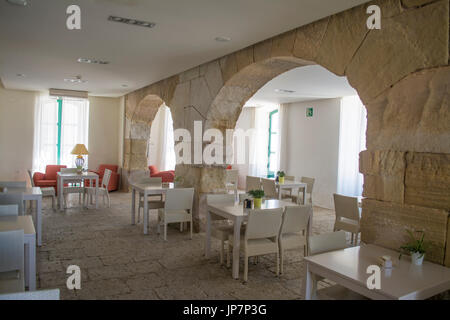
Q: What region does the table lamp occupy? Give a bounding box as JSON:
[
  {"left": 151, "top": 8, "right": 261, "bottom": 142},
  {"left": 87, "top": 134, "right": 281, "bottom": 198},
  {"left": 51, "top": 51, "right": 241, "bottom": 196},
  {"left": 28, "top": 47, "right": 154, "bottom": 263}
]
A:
[{"left": 71, "top": 144, "right": 89, "bottom": 173}]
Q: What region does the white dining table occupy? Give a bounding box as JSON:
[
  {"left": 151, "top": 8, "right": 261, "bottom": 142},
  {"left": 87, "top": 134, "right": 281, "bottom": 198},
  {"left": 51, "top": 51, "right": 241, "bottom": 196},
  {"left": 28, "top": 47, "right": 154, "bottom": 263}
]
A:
[
  {"left": 7, "top": 187, "right": 42, "bottom": 246},
  {"left": 0, "top": 215, "right": 36, "bottom": 291},
  {"left": 304, "top": 243, "right": 450, "bottom": 300},
  {"left": 129, "top": 182, "right": 174, "bottom": 235},
  {"left": 57, "top": 171, "right": 99, "bottom": 211},
  {"left": 206, "top": 199, "right": 302, "bottom": 279},
  {"left": 275, "top": 179, "right": 307, "bottom": 204}
]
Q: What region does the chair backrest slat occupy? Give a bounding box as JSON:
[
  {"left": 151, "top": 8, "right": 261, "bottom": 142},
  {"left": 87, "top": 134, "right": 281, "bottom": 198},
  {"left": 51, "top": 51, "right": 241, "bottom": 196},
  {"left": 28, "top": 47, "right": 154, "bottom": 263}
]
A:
[
  {"left": 0, "top": 193, "right": 24, "bottom": 215},
  {"left": 245, "top": 208, "right": 283, "bottom": 240},
  {"left": 0, "top": 204, "right": 19, "bottom": 217},
  {"left": 207, "top": 194, "right": 235, "bottom": 206},
  {"left": 0, "top": 229, "right": 24, "bottom": 274},
  {"left": 333, "top": 193, "right": 360, "bottom": 221},
  {"left": 246, "top": 176, "right": 261, "bottom": 192},
  {"left": 165, "top": 188, "right": 194, "bottom": 212},
  {"left": 301, "top": 177, "right": 315, "bottom": 194},
  {"left": 0, "top": 181, "right": 26, "bottom": 188},
  {"left": 261, "top": 178, "right": 277, "bottom": 198},
  {"left": 102, "top": 169, "right": 112, "bottom": 189},
  {"left": 308, "top": 231, "right": 347, "bottom": 255},
  {"left": 280, "top": 205, "right": 311, "bottom": 235}
]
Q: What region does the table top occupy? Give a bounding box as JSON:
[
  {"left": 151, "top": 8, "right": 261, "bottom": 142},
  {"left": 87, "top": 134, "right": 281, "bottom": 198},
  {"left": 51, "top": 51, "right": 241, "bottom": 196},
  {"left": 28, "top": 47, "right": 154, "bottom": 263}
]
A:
[
  {"left": 0, "top": 215, "right": 36, "bottom": 236},
  {"left": 4, "top": 187, "right": 42, "bottom": 196},
  {"left": 208, "top": 199, "right": 297, "bottom": 218},
  {"left": 130, "top": 182, "right": 175, "bottom": 193},
  {"left": 304, "top": 244, "right": 450, "bottom": 300},
  {"left": 57, "top": 172, "right": 99, "bottom": 178}
]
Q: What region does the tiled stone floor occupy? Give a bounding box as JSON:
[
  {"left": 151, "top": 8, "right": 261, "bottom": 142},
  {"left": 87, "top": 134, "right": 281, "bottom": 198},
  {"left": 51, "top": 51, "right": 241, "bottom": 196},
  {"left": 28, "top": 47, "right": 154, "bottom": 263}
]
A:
[{"left": 36, "top": 192, "right": 337, "bottom": 300}]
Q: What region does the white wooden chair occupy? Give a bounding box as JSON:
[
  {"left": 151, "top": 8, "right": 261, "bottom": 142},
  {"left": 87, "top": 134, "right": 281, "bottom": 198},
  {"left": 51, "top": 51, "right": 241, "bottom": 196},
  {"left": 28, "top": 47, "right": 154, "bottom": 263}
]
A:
[
  {"left": 60, "top": 168, "right": 84, "bottom": 208},
  {"left": 0, "top": 229, "right": 25, "bottom": 294},
  {"left": 225, "top": 169, "right": 239, "bottom": 199},
  {"left": 136, "top": 177, "right": 165, "bottom": 225},
  {"left": 278, "top": 205, "right": 312, "bottom": 274},
  {"left": 261, "top": 178, "right": 278, "bottom": 200},
  {"left": 227, "top": 208, "right": 283, "bottom": 282},
  {"left": 292, "top": 177, "right": 315, "bottom": 204},
  {"left": 245, "top": 176, "right": 261, "bottom": 192},
  {"left": 84, "top": 168, "right": 112, "bottom": 208},
  {"left": 0, "top": 194, "right": 24, "bottom": 215},
  {"left": 207, "top": 194, "right": 236, "bottom": 265},
  {"left": 157, "top": 188, "right": 194, "bottom": 241},
  {"left": 307, "top": 231, "right": 365, "bottom": 300},
  {"left": 0, "top": 205, "right": 19, "bottom": 216},
  {"left": 0, "top": 181, "right": 26, "bottom": 188},
  {"left": 333, "top": 193, "right": 361, "bottom": 245},
  {"left": 28, "top": 170, "right": 56, "bottom": 210},
  {"left": 0, "top": 288, "right": 60, "bottom": 300}
]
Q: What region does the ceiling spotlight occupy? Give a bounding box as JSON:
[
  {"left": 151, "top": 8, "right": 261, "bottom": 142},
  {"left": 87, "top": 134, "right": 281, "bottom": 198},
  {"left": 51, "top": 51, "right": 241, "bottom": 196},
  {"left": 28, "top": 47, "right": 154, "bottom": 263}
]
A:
[
  {"left": 77, "top": 58, "right": 109, "bottom": 65},
  {"left": 215, "top": 36, "right": 231, "bottom": 42},
  {"left": 6, "top": 0, "right": 29, "bottom": 6},
  {"left": 64, "top": 76, "right": 87, "bottom": 84},
  {"left": 275, "top": 89, "right": 295, "bottom": 94},
  {"left": 108, "top": 15, "right": 156, "bottom": 28},
  {"left": 16, "top": 73, "right": 26, "bottom": 77},
  {"left": 121, "top": 84, "right": 128, "bottom": 87}
]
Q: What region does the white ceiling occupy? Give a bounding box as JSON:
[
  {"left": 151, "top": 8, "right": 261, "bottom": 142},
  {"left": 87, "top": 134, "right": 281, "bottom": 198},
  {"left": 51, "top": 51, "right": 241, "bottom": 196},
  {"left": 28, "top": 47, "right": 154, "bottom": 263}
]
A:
[
  {"left": 0, "top": 0, "right": 370, "bottom": 97},
  {"left": 245, "top": 65, "right": 358, "bottom": 106}
]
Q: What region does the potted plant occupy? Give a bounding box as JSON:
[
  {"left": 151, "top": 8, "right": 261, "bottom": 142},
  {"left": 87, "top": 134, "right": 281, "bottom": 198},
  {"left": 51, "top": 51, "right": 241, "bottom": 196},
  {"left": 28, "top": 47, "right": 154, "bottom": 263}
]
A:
[
  {"left": 247, "top": 189, "right": 264, "bottom": 209},
  {"left": 277, "top": 171, "right": 285, "bottom": 184},
  {"left": 399, "top": 230, "right": 429, "bottom": 266}
]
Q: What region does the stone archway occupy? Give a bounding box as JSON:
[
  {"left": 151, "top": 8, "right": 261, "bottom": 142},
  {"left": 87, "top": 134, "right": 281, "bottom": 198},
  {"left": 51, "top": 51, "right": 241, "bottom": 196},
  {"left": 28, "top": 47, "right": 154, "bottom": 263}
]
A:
[{"left": 123, "top": 0, "right": 450, "bottom": 265}]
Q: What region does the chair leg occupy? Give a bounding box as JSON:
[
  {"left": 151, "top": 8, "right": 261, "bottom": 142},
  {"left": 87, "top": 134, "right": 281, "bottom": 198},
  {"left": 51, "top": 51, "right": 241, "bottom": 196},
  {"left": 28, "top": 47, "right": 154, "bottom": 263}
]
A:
[
  {"left": 280, "top": 248, "right": 284, "bottom": 275},
  {"left": 164, "top": 223, "right": 167, "bottom": 241},
  {"left": 107, "top": 192, "right": 110, "bottom": 208},
  {"left": 227, "top": 243, "right": 231, "bottom": 268},
  {"left": 190, "top": 218, "right": 193, "bottom": 239},
  {"left": 244, "top": 254, "right": 248, "bottom": 283},
  {"left": 157, "top": 215, "right": 161, "bottom": 234},
  {"left": 51, "top": 195, "right": 55, "bottom": 210},
  {"left": 220, "top": 240, "right": 224, "bottom": 265},
  {"left": 180, "top": 222, "right": 183, "bottom": 232},
  {"left": 276, "top": 251, "right": 280, "bottom": 277}
]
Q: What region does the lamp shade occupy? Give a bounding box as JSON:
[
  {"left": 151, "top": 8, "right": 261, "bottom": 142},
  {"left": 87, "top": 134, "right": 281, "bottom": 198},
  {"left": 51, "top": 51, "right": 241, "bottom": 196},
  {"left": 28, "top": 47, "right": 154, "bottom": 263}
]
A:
[{"left": 71, "top": 144, "right": 89, "bottom": 155}]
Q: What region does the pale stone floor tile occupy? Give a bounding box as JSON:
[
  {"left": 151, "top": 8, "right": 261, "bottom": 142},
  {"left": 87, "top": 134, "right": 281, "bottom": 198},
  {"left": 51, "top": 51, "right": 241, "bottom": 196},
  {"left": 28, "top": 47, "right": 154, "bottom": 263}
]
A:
[{"left": 36, "top": 192, "right": 339, "bottom": 300}]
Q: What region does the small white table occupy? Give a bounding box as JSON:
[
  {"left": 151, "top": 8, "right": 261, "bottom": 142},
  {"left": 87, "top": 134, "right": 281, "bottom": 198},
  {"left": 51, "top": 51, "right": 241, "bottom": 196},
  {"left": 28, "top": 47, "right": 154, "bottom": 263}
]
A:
[
  {"left": 206, "top": 199, "right": 301, "bottom": 279},
  {"left": 129, "top": 182, "right": 174, "bottom": 235},
  {"left": 304, "top": 244, "right": 450, "bottom": 300},
  {"left": 7, "top": 187, "right": 42, "bottom": 246},
  {"left": 276, "top": 179, "right": 307, "bottom": 204},
  {"left": 57, "top": 172, "right": 99, "bottom": 211},
  {"left": 0, "top": 215, "right": 36, "bottom": 291}
]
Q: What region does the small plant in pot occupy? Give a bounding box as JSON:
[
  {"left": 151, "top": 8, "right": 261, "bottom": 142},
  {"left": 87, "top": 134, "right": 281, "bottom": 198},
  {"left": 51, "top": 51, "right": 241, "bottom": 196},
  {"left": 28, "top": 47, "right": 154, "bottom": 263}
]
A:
[
  {"left": 247, "top": 189, "right": 264, "bottom": 209},
  {"left": 277, "top": 171, "right": 285, "bottom": 184},
  {"left": 399, "top": 229, "right": 429, "bottom": 266}
]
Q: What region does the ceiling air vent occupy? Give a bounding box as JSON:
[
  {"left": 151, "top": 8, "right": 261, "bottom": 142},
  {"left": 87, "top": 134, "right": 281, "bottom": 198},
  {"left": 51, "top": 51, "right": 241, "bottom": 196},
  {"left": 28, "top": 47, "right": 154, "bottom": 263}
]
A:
[{"left": 108, "top": 16, "right": 156, "bottom": 28}]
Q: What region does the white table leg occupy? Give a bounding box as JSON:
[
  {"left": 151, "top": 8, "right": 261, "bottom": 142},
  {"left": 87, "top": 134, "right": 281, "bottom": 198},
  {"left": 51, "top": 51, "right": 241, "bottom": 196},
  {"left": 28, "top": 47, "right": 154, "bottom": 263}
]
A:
[
  {"left": 25, "top": 237, "right": 36, "bottom": 291},
  {"left": 58, "top": 176, "right": 63, "bottom": 211},
  {"left": 131, "top": 188, "right": 136, "bottom": 225},
  {"left": 303, "top": 186, "right": 306, "bottom": 205},
  {"left": 205, "top": 210, "right": 212, "bottom": 258},
  {"left": 95, "top": 177, "right": 99, "bottom": 209},
  {"left": 36, "top": 197, "right": 42, "bottom": 246},
  {"left": 304, "top": 263, "right": 313, "bottom": 300},
  {"left": 232, "top": 216, "right": 243, "bottom": 279},
  {"left": 143, "top": 190, "right": 148, "bottom": 235}
]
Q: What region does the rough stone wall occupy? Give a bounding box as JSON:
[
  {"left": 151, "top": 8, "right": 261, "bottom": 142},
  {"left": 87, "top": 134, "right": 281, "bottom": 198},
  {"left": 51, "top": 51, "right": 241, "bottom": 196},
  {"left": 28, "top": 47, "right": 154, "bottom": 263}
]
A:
[{"left": 123, "top": 0, "right": 450, "bottom": 264}]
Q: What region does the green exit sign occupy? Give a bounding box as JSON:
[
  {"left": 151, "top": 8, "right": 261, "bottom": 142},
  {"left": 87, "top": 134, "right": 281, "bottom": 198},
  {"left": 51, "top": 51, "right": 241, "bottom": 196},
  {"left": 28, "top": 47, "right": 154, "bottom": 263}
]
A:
[{"left": 306, "top": 107, "right": 313, "bottom": 117}]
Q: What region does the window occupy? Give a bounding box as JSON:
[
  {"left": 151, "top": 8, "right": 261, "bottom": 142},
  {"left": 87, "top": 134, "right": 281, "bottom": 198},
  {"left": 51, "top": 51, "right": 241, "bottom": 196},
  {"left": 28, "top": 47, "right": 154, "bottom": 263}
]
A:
[
  {"left": 267, "top": 109, "right": 279, "bottom": 178},
  {"left": 33, "top": 95, "right": 89, "bottom": 172}
]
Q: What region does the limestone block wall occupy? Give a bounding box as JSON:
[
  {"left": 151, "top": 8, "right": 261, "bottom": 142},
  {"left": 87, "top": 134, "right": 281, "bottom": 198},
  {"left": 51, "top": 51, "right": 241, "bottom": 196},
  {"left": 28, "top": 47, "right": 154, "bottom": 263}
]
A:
[{"left": 122, "top": 0, "right": 450, "bottom": 264}]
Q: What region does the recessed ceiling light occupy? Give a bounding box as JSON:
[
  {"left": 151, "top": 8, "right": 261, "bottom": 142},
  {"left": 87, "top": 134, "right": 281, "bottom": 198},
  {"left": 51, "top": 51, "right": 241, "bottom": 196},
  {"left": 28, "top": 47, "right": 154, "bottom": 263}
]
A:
[
  {"left": 6, "top": 0, "right": 29, "bottom": 6},
  {"left": 215, "top": 36, "right": 231, "bottom": 42},
  {"left": 77, "top": 58, "right": 109, "bottom": 65},
  {"left": 16, "top": 73, "right": 26, "bottom": 77},
  {"left": 275, "top": 89, "right": 295, "bottom": 94},
  {"left": 121, "top": 84, "right": 128, "bottom": 87},
  {"left": 64, "top": 76, "right": 87, "bottom": 84},
  {"left": 108, "top": 15, "right": 156, "bottom": 28}
]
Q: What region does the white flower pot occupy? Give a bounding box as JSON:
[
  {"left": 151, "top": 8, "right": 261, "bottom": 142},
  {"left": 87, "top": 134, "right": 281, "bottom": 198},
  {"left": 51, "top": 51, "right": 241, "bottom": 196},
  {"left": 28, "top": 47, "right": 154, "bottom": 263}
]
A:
[{"left": 411, "top": 252, "right": 425, "bottom": 266}]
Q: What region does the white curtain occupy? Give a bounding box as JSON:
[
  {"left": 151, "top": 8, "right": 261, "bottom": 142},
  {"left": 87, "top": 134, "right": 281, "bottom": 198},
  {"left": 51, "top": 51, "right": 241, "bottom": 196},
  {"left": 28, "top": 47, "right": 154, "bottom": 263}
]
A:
[
  {"left": 248, "top": 106, "right": 270, "bottom": 177},
  {"left": 337, "top": 95, "right": 367, "bottom": 196},
  {"left": 32, "top": 95, "right": 89, "bottom": 172},
  {"left": 60, "top": 97, "right": 89, "bottom": 168},
  {"left": 33, "top": 94, "right": 58, "bottom": 172},
  {"left": 147, "top": 104, "right": 176, "bottom": 171},
  {"left": 276, "top": 104, "right": 287, "bottom": 173}
]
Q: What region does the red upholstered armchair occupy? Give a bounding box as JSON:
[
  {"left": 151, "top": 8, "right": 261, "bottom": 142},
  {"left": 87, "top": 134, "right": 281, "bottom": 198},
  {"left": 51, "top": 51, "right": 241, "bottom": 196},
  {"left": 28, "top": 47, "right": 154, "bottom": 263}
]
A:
[
  {"left": 89, "top": 164, "right": 120, "bottom": 191},
  {"left": 33, "top": 165, "right": 67, "bottom": 194},
  {"left": 148, "top": 165, "right": 175, "bottom": 182}
]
